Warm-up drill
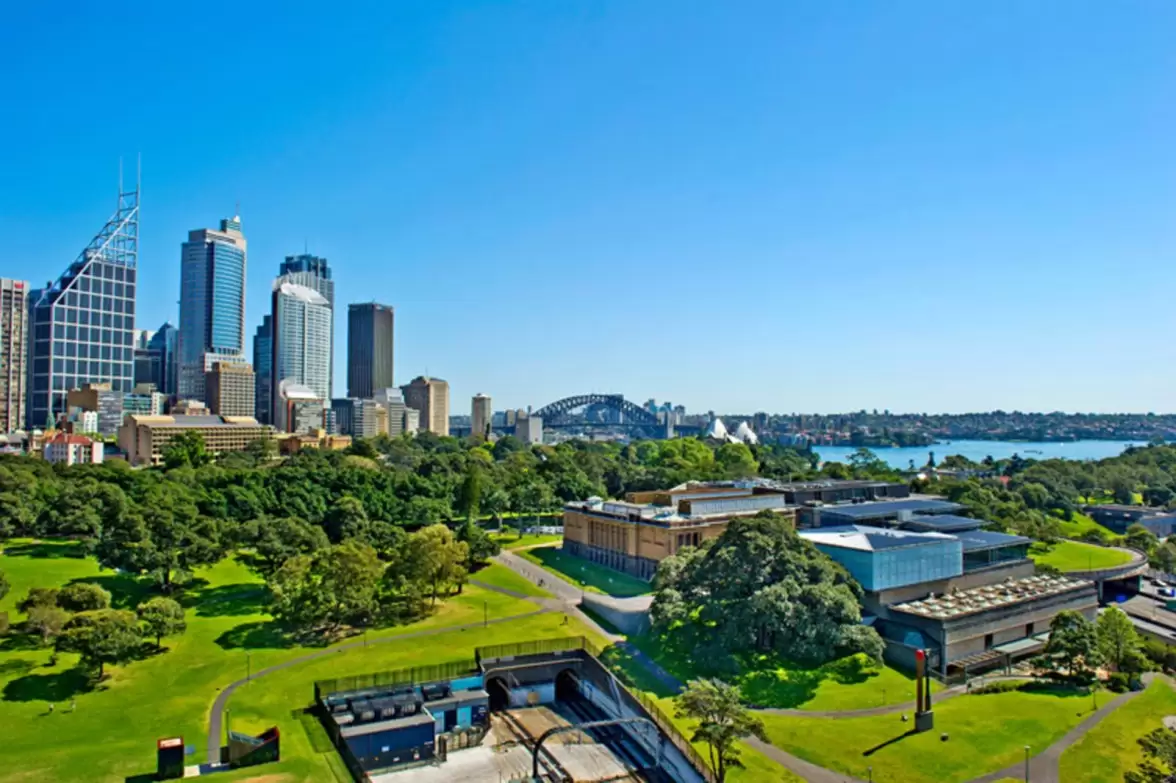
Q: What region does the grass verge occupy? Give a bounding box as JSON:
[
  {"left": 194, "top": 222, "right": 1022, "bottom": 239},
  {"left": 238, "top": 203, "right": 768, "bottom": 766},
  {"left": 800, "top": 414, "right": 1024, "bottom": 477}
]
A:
[
  {"left": 518, "top": 545, "right": 651, "bottom": 597},
  {"left": 1058, "top": 677, "right": 1176, "bottom": 783}
]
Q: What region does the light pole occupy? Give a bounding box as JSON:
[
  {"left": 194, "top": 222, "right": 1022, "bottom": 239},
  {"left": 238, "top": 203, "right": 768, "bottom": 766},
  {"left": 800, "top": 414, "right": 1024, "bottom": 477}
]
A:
[
  {"left": 484, "top": 601, "right": 488, "bottom": 627},
  {"left": 867, "top": 765, "right": 873, "bottom": 782},
  {"left": 1024, "top": 745, "right": 1030, "bottom": 782},
  {"left": 246, "top": 651, "right": 251, "bottom": 683}
]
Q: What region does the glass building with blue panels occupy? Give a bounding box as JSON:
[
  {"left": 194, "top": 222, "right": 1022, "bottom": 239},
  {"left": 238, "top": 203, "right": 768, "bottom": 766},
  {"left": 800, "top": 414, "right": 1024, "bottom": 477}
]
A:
[
  {"left": 800, "top": 526, "right": 963, "bottom": 591},
  {"left": 253, "top": 315, "right": 273, "bottom": 423},
  {"left": 178, "top": 218, "right": 247, "bottom": 401},
  {"left": 27, "top": 189, "right": 138, "bottom": 429}
]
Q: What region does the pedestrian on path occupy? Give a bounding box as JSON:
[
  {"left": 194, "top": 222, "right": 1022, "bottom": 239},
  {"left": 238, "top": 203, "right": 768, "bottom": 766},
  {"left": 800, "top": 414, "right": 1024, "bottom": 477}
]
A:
[{"left": 46, "top": 703, "right": 54, "bottom": 715}]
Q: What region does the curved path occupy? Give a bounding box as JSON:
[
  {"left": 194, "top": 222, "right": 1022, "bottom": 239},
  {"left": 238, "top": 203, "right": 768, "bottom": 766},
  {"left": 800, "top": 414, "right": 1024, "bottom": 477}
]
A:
[{"left": 204, "top": 607, "right": 548, "bottom": 764}]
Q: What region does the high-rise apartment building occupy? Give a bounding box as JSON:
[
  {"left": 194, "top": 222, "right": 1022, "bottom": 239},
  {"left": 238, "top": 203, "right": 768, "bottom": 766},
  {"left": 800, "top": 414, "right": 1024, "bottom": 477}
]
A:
[
  {"left": 177, "top": 217, "right": 247, "bottom": 401},
  {"left": 278, "top": 254, "right": 334, "bottom": 398},
  {"left": 402, "top": 375, "right": 449, "bottom": 436},
  {"left": 347, "top": 302, "right": 394, "bottom": 399},
  {"left": 471, "top": 394, "right": 492, "bottom": 439},
  {"left": 206, "top": 362, "right": 256, "bottom": 417},
  {"left": 0, "top": 279, "right": 28, "bottom": 432},
  {"left": 252, "top": 315, "right": 273, "bottom": 424},
  {"left": 271, "top": 280, "right": 331, "bottom": 430},
  {"left": 133, "top": 321, "right": 178, "bottom": 398},
  {"left": 28, "top": 181, "right": 139, "bottom": 429}
]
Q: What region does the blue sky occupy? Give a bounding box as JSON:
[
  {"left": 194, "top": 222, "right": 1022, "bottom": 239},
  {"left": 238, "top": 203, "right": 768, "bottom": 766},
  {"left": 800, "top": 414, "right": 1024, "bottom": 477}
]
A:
[{"left": 2, "top": 2, "right": 1174, "bottom": 415}]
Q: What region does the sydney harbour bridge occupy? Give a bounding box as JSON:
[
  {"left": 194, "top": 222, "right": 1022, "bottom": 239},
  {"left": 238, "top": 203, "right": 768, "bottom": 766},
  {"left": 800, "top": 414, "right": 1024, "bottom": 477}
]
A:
[{"left": 521, "top": 394, "right": 688, "bottom": 439}]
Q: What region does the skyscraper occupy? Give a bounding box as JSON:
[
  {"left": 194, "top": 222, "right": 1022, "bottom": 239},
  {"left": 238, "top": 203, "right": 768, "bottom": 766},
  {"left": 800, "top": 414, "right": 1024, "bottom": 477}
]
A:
[
  {"left": 206, "top": 362, "right": 256, "bottom": 417},
  {"left": 28, "top": 180, "right": 138, "bottom": 429},
  {"left": 471, "top": 393, "right": 492, "bottom": 439},
  {"left": 252, "top": 315, "right": 272, "bottom": 424},
  {"left": 271, "top": 279, "right": 331, "bottom": 429},
  {"left": 278, "top": 254, "right": 334, "bottom": 398},
  {"left": 402, "top": 375, "right": 450, "bottom": 436},
  {"left": 347, "top": 302, "right": 394, "bottom": 399},
  {"left": 0, "top": 279, "right": 28, "bottom": 432},
  {"left": 133, "top": 321, "right": 178, "bottom": 397},
  {"left": 177, "top": 217, "right": 247, "bottom": 401}
]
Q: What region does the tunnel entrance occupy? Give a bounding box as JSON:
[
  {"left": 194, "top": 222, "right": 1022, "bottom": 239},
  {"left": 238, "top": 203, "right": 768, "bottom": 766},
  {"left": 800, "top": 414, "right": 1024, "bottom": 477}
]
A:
[
  {"left": 487, "top": 677, "right": 510, "bottom": 712},
  {"left": 555, "top": 668, "right": 580, "bottom": 702}
]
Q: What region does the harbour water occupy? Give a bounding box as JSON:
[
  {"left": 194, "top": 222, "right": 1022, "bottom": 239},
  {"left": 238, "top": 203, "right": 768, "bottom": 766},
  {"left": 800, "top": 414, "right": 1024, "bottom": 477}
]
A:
[{"left": 813, "top": 439, "right": 1148, "bottom": 469}]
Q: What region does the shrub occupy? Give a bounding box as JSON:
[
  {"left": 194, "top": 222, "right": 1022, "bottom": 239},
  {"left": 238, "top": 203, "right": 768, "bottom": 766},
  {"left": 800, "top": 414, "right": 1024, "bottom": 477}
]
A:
[
  {"left": 1107, "top": 672, "right": 1130, "bottom": 693},
  {"left": 0, "top": 611, "right": 8, "bottom": 636},
  {"left": 969, "top": 678, "right": 1071, "bottom": 696}
]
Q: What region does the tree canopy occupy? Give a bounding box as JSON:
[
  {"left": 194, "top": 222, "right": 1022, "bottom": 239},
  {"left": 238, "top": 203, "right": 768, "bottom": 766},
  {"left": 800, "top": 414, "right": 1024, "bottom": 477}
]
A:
[{"left": 651, "top": 512, "right": 882, "bottom": 671}]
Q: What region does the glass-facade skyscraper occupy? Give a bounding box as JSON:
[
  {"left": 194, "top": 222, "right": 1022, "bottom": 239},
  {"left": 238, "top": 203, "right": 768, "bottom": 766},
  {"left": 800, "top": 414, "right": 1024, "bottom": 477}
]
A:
[
  {"left": 178, "top": 218, "right": 247, "bottom": 401},
  {"left": 277, "top": 254, "right": 333, "bottom": 398},
  {"left": 347, "top": 302, "right": 394, "bottom": 399},
  {"left": 252, "top": 315, "right": 272, "bottom": 424},
  {"left": 28, "top": 185, "right": 138, "bottom": 429},
  {"left": 134, "top": 321, "right": 178, "bottom": 398},
  {"left": 271, "top": 279, "right": 331, "bottom": 428}
]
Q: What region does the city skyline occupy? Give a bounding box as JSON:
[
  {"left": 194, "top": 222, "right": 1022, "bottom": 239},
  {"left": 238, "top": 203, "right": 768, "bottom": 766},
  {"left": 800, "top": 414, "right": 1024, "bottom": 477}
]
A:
[{"left": 3, "top": 4, "right": 1175, "bottom": 414}]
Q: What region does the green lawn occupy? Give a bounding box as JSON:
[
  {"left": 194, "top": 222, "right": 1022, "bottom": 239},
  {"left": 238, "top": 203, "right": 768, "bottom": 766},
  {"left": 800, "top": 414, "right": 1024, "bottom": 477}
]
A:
[
  {"left": 489, "top": 530, "right": 564, "bottom": 550},
  {"left": 1030, "top": 539, "right": 1133, "bottom": 572},
  {"left": 652, "top": 697, "right": 804, "bottom": 783},
  {"left": 469, "top": 562, "right": 552, "bottom": 597},
  {"left": 1055, "top": 511, "right": 1116, "bottom": 540},
  {"left": 0, "top": 539, "right": 549, "bottom": 783},
  {"left": 1059, "top": 678, "right": 1176, "bottom": 783},
  {"left": 519, "top": 545, "right": 652, "bottom": 597},
  {"left": 759, "top": 687, "right": 1095, "bottom": 783}
]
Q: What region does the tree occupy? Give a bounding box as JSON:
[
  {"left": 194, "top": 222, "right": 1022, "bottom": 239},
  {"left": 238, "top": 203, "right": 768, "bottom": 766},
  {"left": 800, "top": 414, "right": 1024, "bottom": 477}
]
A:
[
  {"left": 56, "top": 609, "right": 144, "bottom": 678},
  {"left": 162, "top": 431, "right": 210, "bottom": 469},
  {"left": 1125, "top": 523, "right": 1160, "bottom": 555},
  {"left": 1152, "top": 541, "right": 1176, "bottom": 576},
  {"left": 95, "top": 482, "right": 222, "bottom": 589},
  {"left": 26, "top": 605, "right": 69, "bottom": 646},
  {"left": 57, "top": 583, "right": 112, "bottom": 612},
  {"left": 1097, "top": 607, "right": 1141, "bottom": 673},
  {"left": 137, "top": 597, "right": 187, "bottom": 649},
  {"left": 650, "top": 514, "right": 880, "bottom": 669},
  {"left": 268, "top": 541, "right": 384, "bottom": 632},
  {"left": 482, "top": 488, "right": 510, "bottom": 529},
  {"left": 18, "top": 586, "right": 59, "bottom": 613},
  {"left": 1042, "top": 610, "right": 1102, "bottom": 677},
  {"left": 715, "top": 443, "right": 758, "bottom": 478},
  {"left": 675, "top": 679, "right": 766, "bottom": 783},
  {"left": 457, "top": 518, "right": 500, "bottom": 570},
  {"left": 323, "top": 495, "right": 370, "bottom": 543},
  {"left": 403, "top": 524, "right": 469, "bottom": 605},
  {"left": 1125, "top": 726, "right": 1176, "bottom": 783},
  {"left": 251, "top": 516, "right": 330, "bottom": 574},
  {"left": 457, "top": 466, "right": 483, "bottom": 521},
  {"left": 0, "top": 569, "right": 8, "bottom": 603}
]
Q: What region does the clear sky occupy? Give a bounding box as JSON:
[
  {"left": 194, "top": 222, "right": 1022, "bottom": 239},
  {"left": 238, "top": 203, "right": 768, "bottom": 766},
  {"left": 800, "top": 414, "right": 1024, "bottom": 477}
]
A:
[{"left": 2, "top": 3, "right": 1174, "bottom": 415}]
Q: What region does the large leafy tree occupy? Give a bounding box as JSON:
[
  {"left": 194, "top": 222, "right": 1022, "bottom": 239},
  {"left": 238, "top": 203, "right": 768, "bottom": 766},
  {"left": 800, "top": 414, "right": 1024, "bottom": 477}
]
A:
[
  {"left": 402, "top": 524, "right": 469, "bottom": 605},
  {"left": 162, "top": 431, "right": 210, "bottom": 470},
  {"left": 268, "top": 541, "right": 384, "bottom": 632},
  {"left": 95, "top": 483, "right": 223, "bottom": 589},
  {"left": 57, "top": 583, "right": 112, "bottom": 612},
  {"left": 1097, "top": 606, "right": 1142, "bottom": 673},
  {"left": 250, "top": 516, "right": 330, "bottom": 574},
  {"left": 26, "top": 605, "right": 70, "bottom": 646},
  {"left": 651, "top": 513, "right": 880, "bottom": 669},
  {"left": 56, "top": 609, "right": 144, "bottom": 678},
  {"left": 137, "top": 597, "right": 187, "bottom": 649},
  {"left": 675, "top": 679, "right": 766, "bottom": 783},
  {"left": 1041, "top": 610, "right": 1102, "bottom": 677}
]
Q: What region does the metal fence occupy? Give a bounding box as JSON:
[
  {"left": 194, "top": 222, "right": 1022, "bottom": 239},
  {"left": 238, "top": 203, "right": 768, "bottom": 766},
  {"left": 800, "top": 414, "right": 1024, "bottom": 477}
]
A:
[
  {"left": 314, "top": 659, "right": 478, "bottom": 701},
  {"left": 474, "top": 635, "right": 591, "bottom": 665}
]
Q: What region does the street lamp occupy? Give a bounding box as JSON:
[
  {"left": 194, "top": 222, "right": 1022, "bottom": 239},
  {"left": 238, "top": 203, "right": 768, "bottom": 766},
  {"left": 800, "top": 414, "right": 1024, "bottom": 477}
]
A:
[
  {"left": 867, "top": 765, "right": 873, "bottom": 782},
  {"left": 1024, "top": 745, "right": 1030, "bottom": 782}
]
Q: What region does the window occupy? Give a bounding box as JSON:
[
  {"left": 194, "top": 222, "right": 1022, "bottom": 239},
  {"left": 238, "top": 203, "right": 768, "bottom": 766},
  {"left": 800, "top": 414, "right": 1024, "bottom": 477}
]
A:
[
  {"left": 1025, "top": 623, "right": 1034, "bottom": 637},
  {"left": 984, "top": 633, "right": 994, "bottom": 649}
]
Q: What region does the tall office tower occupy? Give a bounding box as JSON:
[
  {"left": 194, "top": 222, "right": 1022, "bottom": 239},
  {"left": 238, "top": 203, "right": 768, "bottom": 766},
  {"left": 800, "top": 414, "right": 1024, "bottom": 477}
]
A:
[
  {"left": 374, "top": 387, "right": 407, "bottom": 437},
  {"left": 177, "top": 217, "right": 247, "bottom": 402},
  {"left": 271, "top": 279, "right": 331, "bottom": 430},
  {"left": 471, "top": 393, "right": 492, "bottom": 439},
  {"left": 252, "top": 315, "right": 273, "bottom": 424},
  {"left": 0, "top": 279, "right": 28, "bottom": 432},
  {"left": 205, "top": 362, "right": 256, "bottom": 417},
  {"left": 402, "top": 375, "right": 450, "bottom": 436},
  {"left": 347, "top": 302, "right": 394, "bottom": 398},
  {"left": 278, "top": 254, "right": 334, "bottom": 398},
  {"left": 133, "top": 321, "right": 178, "bottom": 397},
  {"left": 28, "top": 179, "right": 139, "bottom": 429}
]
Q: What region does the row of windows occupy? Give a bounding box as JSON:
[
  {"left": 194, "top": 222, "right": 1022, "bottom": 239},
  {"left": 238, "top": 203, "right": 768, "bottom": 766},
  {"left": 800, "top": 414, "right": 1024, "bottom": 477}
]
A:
[
  {"left": 62, "top": 281, "right": 134, "bottom": 302},
  {"left": 52, "top": 323, "right": 134, "bottom": 343},
  {"left": 77, "top": 263, "right": 135, "bottom": 283},
  {"left": 53, "top": 298, "right": 134, "bottom": 318}
]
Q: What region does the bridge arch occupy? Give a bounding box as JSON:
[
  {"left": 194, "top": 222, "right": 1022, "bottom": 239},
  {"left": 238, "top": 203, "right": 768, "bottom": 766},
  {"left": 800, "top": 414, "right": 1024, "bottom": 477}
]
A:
[{"left": 531, "top": 394, "right": 659, "bottom": 427}]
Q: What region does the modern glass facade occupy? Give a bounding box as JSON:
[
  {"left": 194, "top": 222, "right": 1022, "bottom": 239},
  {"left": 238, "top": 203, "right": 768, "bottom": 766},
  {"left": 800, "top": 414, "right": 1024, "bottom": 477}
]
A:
[
  {"left": 271, "top": 280, "right": 331, "bottom": 426},
  {"left": 134, "top": 322, "right": 178, "bottom": 397},
  {"left": 347, "top": 302, "right": 394, "bottom": 399},
  {"left": 29, "top": 250, "right": 138, "bottom": 428},
  {"left": 178, "top": 218, "right": 247, "bottom": 401},
  {"left": 811, "top": 539, "right": 963, "bottom": 592},
  {"left": 277, "top": 254, "right": 333, "bottom": 398},
  {"left": 252, "top": 315, "right": 272, "bottom": 424}
]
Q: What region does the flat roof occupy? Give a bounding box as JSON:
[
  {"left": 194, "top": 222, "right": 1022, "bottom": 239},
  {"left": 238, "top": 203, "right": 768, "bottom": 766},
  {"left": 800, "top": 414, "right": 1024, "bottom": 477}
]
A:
[
  {"left": 1086, "top": 504, "right": 1156, "bottom": 514},
  {"left": 819, "top": 498, "right": 963, "bottom": 521},
  {"left": 800, "top": 525, "right": 956, "bottom": 552},
  {"left": 901, "top": 514, "right": 984, "bottom": 533},
  {"left": 339, "top": 711, "right": 435, "bottom": 738},
  {"left": 955, "top": 529, "right": 1033, "bottom": 552},
  {"left": 890, "top": 574, "right": 1092, "bottom": 621},
  {"left": 421, "top": 688, "right": 489, "bottom": 711}
]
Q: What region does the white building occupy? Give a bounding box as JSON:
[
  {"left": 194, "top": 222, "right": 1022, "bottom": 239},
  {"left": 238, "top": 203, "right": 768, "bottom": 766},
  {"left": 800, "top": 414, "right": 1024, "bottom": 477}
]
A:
[
  {"left": 43, "top": 432, "right": 103, "bottom": 465},
  {"left": 271, "top": 280, "right": 331, "bottom": 429}
]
